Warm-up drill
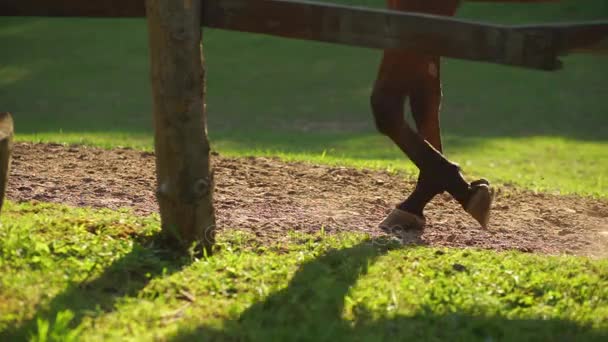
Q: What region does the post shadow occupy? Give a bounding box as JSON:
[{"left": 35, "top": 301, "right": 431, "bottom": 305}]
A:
[
  {"left": 3, "top": 228, "right": 604, "bottom": 341},
  {"left": 1, "top": 232, "right": 193, "bottom": 341},
  {"left": 170, "top": 235, "right": 409, "bottom": 341},
  {"left": 169, "top": 233, "right": 607, "bottom": 341}
]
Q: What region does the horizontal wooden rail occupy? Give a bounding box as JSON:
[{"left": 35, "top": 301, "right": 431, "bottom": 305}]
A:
[
  {"left": 514, "top": 22, "right": 608, "bottom": 55},
  {"left": 0, "top": 0, "right": 563, "bottom": 17},
  {"left": 1, "top": 0, "right": 607, "bottom": 70},
  {"left": 203, "top": 0, "right": 560, "bottom": 70},
  {"left": 0, "top": 0, "right": 145, "bottom": 17}
]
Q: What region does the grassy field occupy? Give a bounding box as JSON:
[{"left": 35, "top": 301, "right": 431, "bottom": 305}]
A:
[
  {"left": 1, "top": 1, "right": 608, "bottom": 340},
  {"left": 1, "top": 202, "right": 607, "bottom": 341},
  {"left": 1, "top": 0, "right": 607, "bottom": 196}
]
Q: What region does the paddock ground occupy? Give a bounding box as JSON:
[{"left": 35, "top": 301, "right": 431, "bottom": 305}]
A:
[{"left": 8, "top": 142, "right": 608, "bottom": 258}]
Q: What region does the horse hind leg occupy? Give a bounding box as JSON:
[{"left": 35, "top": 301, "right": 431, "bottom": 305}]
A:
[
  {"left": 407, "top": 63, "right": 493, "bottom": 228},
  {"left": 393, "top": 65, "right": 445, "bottom": 224},
  {"left": 370, "top": 86, "right": 424, "bottom": 232},
  {"left": 372, "top": 67, "right": 449, "bottom": 232},
  {"left": 371, "top": 75, "right": 493, "bottom": 231},
  {"left": 369, "top": 82, "right": 454, "bottom": 232},
  {"left": 410, "top": 60, "right": 443, "bottom": 152}
]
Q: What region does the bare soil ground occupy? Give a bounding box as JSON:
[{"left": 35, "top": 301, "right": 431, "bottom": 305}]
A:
[{"left": 7, "top": 142, "right": 608, "bottom": 258}]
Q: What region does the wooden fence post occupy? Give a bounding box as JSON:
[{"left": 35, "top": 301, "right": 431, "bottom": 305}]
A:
[
  {"left": 0, "top": 112, "right": 14, "bottom": 216},
  {"left": 145, "top": 0, "right": 216, "bottom": 254}
]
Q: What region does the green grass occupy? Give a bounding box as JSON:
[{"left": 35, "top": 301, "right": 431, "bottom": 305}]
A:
[
  {"left": 2, "top": 2, "right": 608, "bottom": 340},
  {"left": 1, "top": 0, "right": 607, "bottom": 196},
  {"left": 1, "top": 201, "right": 607, "bottom": 341}
]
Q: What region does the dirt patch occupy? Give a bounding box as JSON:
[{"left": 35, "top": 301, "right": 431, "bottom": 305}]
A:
[{"left": 7, "top": 142, "right": 608, "bottom": 258}]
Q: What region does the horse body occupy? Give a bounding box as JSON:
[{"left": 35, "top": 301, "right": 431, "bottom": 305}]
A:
[{"left": 373, "top": 0, "right": 556, "bottom": 231}]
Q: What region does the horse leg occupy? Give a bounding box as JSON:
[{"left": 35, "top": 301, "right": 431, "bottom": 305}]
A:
[
  {"left": 410, "top": 59, "right": 443, "bottom": 151},
  {"left": 391, "top": 59, "right": 445, "bottom": 225},
  {"left": 371, "top": 69, "right": 493, "bottom": 231},
  {"left": 412, "top": 60, "right": 494, "bottom": 227}
]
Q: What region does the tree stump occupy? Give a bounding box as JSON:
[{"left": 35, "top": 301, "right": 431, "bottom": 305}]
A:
[
  {"left": 145, "top": 0, "right": 216, "bottom": 254},
  {"left": 0, "top": 112, "right": 14, "bottom": 216}
]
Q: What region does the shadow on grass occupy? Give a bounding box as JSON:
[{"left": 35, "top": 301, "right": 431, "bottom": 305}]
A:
[
  {"left": 0, "top": 232, "right": 193, "bottom": 341},
  {"left": 170, "top": 238, "right": 607, "bottom": 342},
  {"left": 2, "top": 229, "right": 605, "bottom": 341}
]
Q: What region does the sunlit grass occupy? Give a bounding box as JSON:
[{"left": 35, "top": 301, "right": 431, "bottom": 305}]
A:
[
  {"left": 1, "top": 201, "right": 606, "bottom": 341},
  {"left": 2, "top": 3, "right": 607, "bottom": 340}
]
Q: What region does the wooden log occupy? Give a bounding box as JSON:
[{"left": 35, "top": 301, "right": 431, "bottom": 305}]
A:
[
  {"left": 2, "top": 0, "right": 607, "bottom": 70},
  {"left": 145, "top": 0, "right": 216, "bottom": 254},
  {"left": 0, "top": 0, "right": 561, "bottom": 17},
  {"left": 0, "top": 0, "right": 145, "bottom": 17},
  {"left": 466, "top": 0, "right": 558, "bottom": 2},
  {"left": 202, "top": 0, "right": 560, "bottom": 70},
  {"left": 515, "top": 21, "right": 608, "bottom": 55},
  {"left": 0, "top": 112, "right": 14, "bottom": 216}
]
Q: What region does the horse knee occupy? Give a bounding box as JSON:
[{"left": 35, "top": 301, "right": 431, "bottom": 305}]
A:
[{"left": 370, "top": 90, "right": 403, "bottom": 137}]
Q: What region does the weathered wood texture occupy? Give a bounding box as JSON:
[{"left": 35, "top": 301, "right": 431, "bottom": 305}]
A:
[
  {"left": 0, "top": 112, "right": 14, "bottom": 216},
  {"left": 0, "top": 0, "right": 563, "bottom": 17},
  {"left": 0, "top": 0, "right": 145, "bottom": 17},
  {"left": 204, "top": 0, "right": 563, "bottom": 70},
  {"left": 2, "top": 0, "right": 607, "bottom": 70},
  {"left": 146, "top": 0, "right": 216, "bottom": 253},
  {"left": 516, "top": 22, "right": 608, "bottom": 55}
]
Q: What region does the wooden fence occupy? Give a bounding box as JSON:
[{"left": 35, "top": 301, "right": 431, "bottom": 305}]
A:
[{"left": 1, "top": 0, "right": 607, "bottom": 253}]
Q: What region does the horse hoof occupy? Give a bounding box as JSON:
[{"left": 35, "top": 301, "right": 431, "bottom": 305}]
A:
[
  {"left": 471, "top": 178, "right": 490, "bottom": 187},
  {"left": 464, "top": 183, "right": 494, "bottom": 229},
  {"left": 379, "top": 208, "right": 426, "bottom": 233}
]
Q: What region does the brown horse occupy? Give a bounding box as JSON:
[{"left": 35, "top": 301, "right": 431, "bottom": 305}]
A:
[{"left": 373, "top": 0, "right": 558, "bottom": 232}]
